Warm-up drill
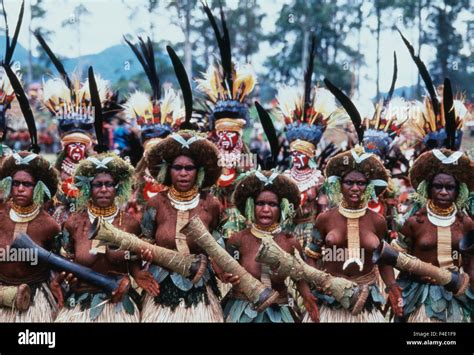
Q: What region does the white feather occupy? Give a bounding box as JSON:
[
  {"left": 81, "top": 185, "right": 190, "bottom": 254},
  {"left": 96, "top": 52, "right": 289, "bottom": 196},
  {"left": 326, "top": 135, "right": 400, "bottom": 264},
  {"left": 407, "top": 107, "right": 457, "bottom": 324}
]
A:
[
  {"left": 276, "top": 85, "right": 302, "bottom": 120},
  {"left": 312, "top": 88, "right": 337, "bottom": 119},
  {"left": 385, "top": 97, "right": 409, "bottom": 123},
  {"left": 42, "top": 78, "right": 71, "bottom": 104},
  {"left": 123, "top": 91, "right": 153, "bottom": 121},
  {"left": 453, "top": 100, "right": 469, "bottom": 122},
  {"left": 352, "top": 98, "right": 375, "bottom": 120},
  {"left": 78, "top": 74, "right": 110, "bottom": 104}
]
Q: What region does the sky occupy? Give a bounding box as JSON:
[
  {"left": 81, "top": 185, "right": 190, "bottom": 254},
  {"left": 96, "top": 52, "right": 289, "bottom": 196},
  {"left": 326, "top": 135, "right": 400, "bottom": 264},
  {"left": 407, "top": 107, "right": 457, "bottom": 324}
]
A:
[{"left": 2, "top": 0, "right": 473, "bottom": 101}]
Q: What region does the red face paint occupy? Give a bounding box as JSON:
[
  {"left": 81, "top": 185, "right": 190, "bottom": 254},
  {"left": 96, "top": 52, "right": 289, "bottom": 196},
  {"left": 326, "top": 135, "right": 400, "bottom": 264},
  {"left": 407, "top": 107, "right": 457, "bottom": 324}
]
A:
[
  {"left": 66, "top": 142, "right": 86, "bottom": 163},
  {"left": 291, "top": 151, "right": 310, "bottom": 169},
  {"left": 217, "top": 131, "right": 239, "bottom": 151}
]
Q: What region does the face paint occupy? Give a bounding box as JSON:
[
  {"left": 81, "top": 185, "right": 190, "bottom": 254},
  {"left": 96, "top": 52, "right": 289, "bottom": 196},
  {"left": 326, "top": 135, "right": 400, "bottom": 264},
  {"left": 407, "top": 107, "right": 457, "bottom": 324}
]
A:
[
  {"left": 217, "top": 130, "right": 239, "bottom": 151},
  {"left": 66, "top": 142, "right": 87, "bottom": 163},
  {"left": 291, "top": 151, "right": 310, "bottom": 169}
]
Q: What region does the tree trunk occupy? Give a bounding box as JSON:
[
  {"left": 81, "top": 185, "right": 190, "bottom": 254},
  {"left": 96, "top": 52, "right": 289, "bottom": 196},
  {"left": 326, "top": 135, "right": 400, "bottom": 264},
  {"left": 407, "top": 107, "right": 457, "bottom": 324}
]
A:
[
  {"left": 184, "top": 0, "right": 192, "bottom": 77},
  {"left": 27, "top": 9, "right": 33, "bottom": 84},
  {"left": 417, "top": 0, "right": 422, "bottom": 96},
  {"left": 439, "top": 2, "right": 448, "bottom": 80},
  {"left": 301, "top": 28, "right": 309, "bottom": 79},
  {"left": 376, "top": 5, "right": 381, "bottom": 99},
  {"left": 357, "top": 4, "right": 362, "bottom": 93}
]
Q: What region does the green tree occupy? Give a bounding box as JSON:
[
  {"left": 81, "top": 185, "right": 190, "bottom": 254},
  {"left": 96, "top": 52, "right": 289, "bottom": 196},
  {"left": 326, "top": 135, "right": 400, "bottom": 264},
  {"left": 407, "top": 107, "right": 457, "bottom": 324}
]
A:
[
  {"left": 263, "top": 0, "right": 362, "bottom": 98},
  {"left": 225, "top": 0, "right": 266, "bottom": 63},
  {"left": 369, "top": 0, "right": 395, "bottom": 99},
  {"left": 122, "top": 0, "right": 160, "bottom": 42},
  {"left": 28, "top": 0, "right": 52, "bottom": 83},
  {"left": 166, "top": 0, "right": 198, "bottom": 76},
  {"left": 425, "top": 0, "right": 471, "bottom": 91}
]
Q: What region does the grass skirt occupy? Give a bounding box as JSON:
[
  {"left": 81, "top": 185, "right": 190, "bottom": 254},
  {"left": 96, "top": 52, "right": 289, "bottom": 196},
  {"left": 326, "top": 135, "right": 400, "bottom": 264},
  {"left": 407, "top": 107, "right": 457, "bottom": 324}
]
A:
[
  {"left": 0, "top": 283, "right": 54, "bottom": 322},
  {"left": 55, "top": 299, "right": 139, "bottom": 323},
  {"left": 141, "top": 285, "right": 223, "bottom": 322},
  {"left": 302, "top": 304, "right": 385, "bottom": 323}
]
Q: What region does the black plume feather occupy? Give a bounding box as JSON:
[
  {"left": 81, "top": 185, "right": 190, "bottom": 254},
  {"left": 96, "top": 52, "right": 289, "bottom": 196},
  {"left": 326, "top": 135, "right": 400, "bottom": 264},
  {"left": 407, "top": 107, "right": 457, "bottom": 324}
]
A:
[
  {"left": 124, "top": 36, "right": 160, "bottom": 101},
  {"left": 443, "top": 78, "right": 456, "bottom": 150},
  {"left": 385, "top": 51, "right": 398, "bottom": 104},
  {"left": 255, "top": 101, "right": 279, "bottom": 167},
  {"left": 317, "top": 143, "right": 340, "bottom": 171},
  {"left": 88, "top": 67, "right": 108, "bottom": 153},
  {"left": 3, "top": 62, "right": 39, "bottom": 153},
  {"left": 303, "top": 34, "right": 316, "bottom": 122},
  {"left": 34, "top": 30, "right": 73, "bottom": 95},
  {"left": 202, "top": 1, "right": 233, "bottom": 94},
  {"left": 398, "top": 29, "right": 440, "bottom": 117},
  {"left": 324, "top": 78, "right": 364, "bottom": 143},
  {"left": 2, "top": 0, "right": 24, "bottom": 65},
  {"left": 166, "top": 45, "right": 193, "bottom": 129}
]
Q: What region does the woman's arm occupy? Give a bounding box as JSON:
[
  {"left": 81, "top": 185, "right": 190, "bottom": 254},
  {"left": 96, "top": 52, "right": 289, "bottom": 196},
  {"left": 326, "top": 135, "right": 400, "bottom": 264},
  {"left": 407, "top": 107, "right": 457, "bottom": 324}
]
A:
[{"left": 293, "top": 237, "right": 319, "bottom": 322}]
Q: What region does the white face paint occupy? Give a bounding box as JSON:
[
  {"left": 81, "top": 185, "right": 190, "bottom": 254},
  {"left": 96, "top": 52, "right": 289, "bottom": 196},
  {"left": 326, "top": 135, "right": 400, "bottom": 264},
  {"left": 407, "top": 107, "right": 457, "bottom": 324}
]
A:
[
  {"left": 292, "top": 151, "right": 310, "bottom": 169},
  {"left": 217, "top": 131, "right": 239, "bottom": 151}
]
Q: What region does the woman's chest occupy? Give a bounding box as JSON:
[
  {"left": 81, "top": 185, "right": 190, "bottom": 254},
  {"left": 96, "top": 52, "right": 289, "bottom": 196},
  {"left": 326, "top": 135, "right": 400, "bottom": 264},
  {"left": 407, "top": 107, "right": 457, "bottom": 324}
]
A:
[{"left": 324, "top": 219, "right": 380, "bottom": 251}]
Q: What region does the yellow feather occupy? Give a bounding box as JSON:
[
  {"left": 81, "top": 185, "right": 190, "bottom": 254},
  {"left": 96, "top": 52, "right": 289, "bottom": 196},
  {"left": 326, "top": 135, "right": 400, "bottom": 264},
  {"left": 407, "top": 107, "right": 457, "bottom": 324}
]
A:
[
  {"left": 41, "top": 78, "right": 72, "bottom": 114},
  {"left": 122, "top": 91, "right": 154, "bottom": 123},
  {"left": 232, "top": 63, "right": 256, "bottom": 101},
  {"left": 196, "top": 65, "right": 220, "bottom": 103},
  {"left": 79, "top": 74, "right": 111, "bottom": 104},
  {"left": 160, "top": 88, "right": 184, "bottom": 125},
  {"left": 276, "top": 85, "right": 303, "bottom": 123},
  {"left": 311, "top": 87, "right": 337, "bottom": 124},
  {"left": 0, "top": 66, "right": 22, "bottom": 97}
]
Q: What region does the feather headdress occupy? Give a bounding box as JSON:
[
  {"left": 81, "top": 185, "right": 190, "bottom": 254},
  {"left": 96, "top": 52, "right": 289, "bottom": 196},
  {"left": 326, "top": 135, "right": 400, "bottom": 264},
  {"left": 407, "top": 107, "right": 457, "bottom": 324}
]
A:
[
  {"left": 35, "top": 32, "right": 113, "bottom": 143},
  {"left": 325, "top": 52, "right": 408, "bottom": 159},
  {"left": 196, "top": 2, "right": 256, "bottom": 133},
  {"left": 0, "top": 0, "right": 24, "bottom": 143},
  {"left": 279, "top": 35, "right": 337, "bottom": 157},
  {"left": 399, "top": 30, "right": 467, "bottom": 151},
  {"left": 123, "top": 36, "right": 185, "bottom": 142}
]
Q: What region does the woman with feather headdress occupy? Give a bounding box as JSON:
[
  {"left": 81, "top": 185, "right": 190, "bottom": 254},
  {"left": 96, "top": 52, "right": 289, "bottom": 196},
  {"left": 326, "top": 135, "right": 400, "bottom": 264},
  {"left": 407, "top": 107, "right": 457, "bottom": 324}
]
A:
[
  {"left": 135, "top": 46, "right": 224, "bottom": 322},
  {"left": 211, "top": 104, "right": 319, "bottom": 323},
  {"left": 380, "top": 32, "right": 474, "bottom": 323},
  {"left": 196, "top": 3, "right": 256, "bottom": 241},
  {"left": 325, "top": 53, "right": 409, "bottom": 229},
  {"left": 35, "top": 32, "right": 117, "bottom": 226},
  {"left": 0, "top": 2, "right": 64, "bottom": 320},
  {"left": 122, "top": 36, "right": 184, "bottom": 220},
  {"left": 53, "top": 68, "right": 142, "bottom": 323}
]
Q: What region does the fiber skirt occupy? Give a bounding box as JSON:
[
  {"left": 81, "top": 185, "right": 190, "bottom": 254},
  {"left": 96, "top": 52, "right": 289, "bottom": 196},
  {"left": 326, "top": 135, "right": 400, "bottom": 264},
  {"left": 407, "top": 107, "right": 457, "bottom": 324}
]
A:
[
  {"left": 0, "top": 283, "right": 55, "bottom": 322},
  {"left": 141, "top": 285, "right": 223, "bottom": 323}
]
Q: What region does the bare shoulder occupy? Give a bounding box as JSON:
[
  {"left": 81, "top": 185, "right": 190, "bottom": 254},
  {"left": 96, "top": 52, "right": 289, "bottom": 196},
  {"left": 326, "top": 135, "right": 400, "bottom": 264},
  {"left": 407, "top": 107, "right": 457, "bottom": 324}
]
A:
[
  {"left": 316, "top": 208, "right": 335, "bottom": 224},
  {"left": 37, "top": 209, "right": 61, "bottom": 235},
  {"left": 229, "top": 228, "right": 248, "bottom": 247},
  {"left": 366, "top": 209, "right": 386, "bottom": 227},
  {"left": 201, "top": 191, "right": 221, "bottom": 208},
  {"left": 64, "top": 211, "right": 85, "bottom": 230},
  {"left": 146, "top": 190, "right": 168, "bottom": 209}
]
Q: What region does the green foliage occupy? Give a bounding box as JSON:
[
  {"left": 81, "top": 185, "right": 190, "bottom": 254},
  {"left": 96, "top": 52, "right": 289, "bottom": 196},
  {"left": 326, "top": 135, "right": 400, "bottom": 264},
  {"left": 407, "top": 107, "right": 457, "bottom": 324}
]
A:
[{"left": 263, "top": 0, "right": 363, "bottom": 92}]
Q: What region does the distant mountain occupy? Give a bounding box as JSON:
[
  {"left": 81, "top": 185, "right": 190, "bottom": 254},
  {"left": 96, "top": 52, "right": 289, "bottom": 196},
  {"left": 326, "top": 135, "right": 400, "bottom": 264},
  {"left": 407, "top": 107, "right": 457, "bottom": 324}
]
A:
[
  {"left": 3, "top": 35, "right": 175, "bottom": 86},
  {"left": 1, "top": 35, "right": 30, "bottom": 67},
  {"left": 3, "top": 36, "right": 422, "bottom": 101},
  {"left": 381, "top": 86, "right": 418, "bottom": 100}
]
